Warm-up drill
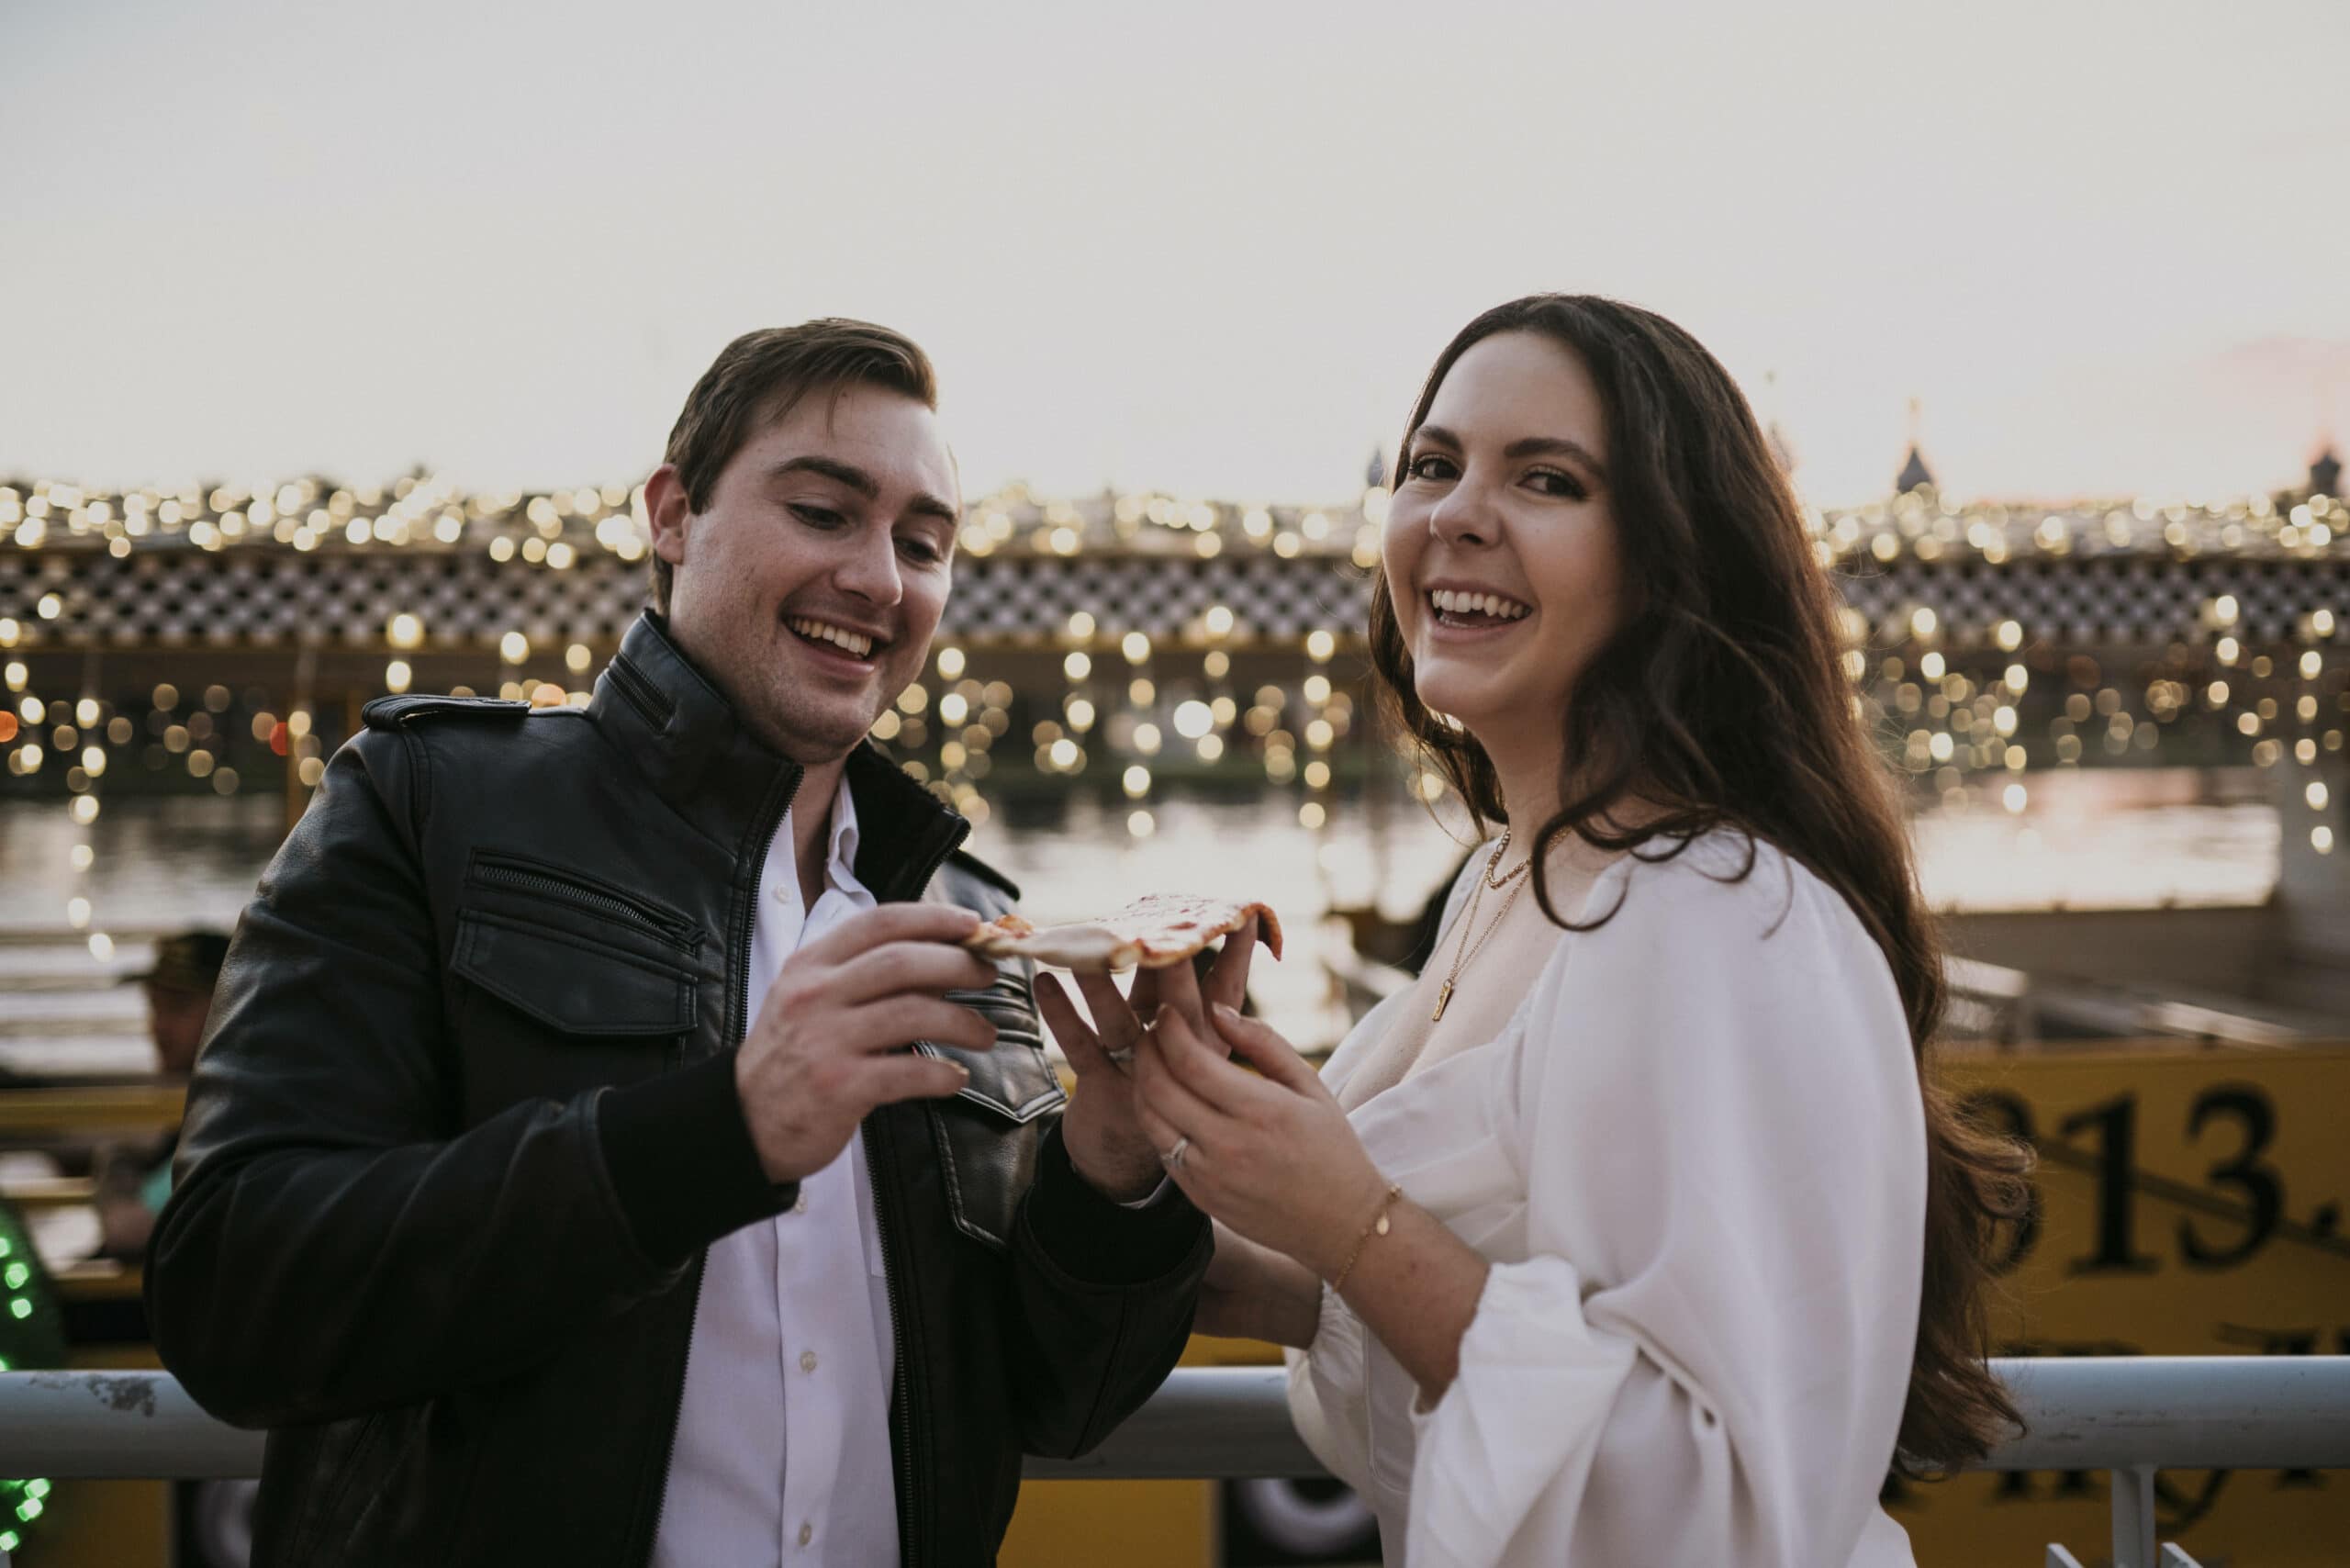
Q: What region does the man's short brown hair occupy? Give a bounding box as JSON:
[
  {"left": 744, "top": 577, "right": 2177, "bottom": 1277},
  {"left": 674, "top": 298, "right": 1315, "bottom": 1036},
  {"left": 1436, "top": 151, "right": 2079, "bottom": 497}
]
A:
[{"left": 651, "top": 319, "right": 939, "bottom": 614}]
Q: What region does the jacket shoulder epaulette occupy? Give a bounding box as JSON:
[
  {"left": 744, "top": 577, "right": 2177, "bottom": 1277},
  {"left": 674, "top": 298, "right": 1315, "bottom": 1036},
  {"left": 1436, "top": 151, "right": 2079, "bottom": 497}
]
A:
[
  {"left": 946, "top": 847, "right": 1020, "bottom": 902},
  {"left": 362, "top": 695, "right": 532, "bottom": 732}
]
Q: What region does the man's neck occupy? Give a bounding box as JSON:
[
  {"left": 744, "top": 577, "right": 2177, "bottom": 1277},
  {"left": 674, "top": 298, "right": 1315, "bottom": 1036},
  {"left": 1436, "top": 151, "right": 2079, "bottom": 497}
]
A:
[{"left": 790, "top": 756, "right": 849, "bottom": 912}]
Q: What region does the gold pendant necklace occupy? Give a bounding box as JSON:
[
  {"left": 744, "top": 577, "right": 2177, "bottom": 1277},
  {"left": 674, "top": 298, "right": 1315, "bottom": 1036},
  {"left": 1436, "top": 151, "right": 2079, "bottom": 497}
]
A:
[{"left": 1431, "top": 831, "right": 1530, "bottom": 1022}]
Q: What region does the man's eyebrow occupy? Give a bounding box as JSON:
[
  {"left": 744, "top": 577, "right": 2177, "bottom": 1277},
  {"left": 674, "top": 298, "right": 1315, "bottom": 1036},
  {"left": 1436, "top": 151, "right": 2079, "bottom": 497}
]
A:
[
  {"left": 766, "top": 455, "right": 878, "bottom": 498},
  {"left": 767, "top": 454, "right": 958, "bottom": 523},
  {"left": 904, "top": 492, "right": 959, "bottom": 526}
]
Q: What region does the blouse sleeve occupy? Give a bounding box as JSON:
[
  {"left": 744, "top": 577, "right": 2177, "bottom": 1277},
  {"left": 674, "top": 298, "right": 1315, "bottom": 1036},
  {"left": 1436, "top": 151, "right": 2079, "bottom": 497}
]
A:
[{"left": 1404, "top": 845, "right": 1928, "bottom": 1567}]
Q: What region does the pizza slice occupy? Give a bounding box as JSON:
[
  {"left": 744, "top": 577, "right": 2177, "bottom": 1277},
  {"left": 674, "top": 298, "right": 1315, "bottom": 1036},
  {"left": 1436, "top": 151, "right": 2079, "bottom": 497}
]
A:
[{"left": 964, "top": 893, "right": 1283, "bottom": 972}]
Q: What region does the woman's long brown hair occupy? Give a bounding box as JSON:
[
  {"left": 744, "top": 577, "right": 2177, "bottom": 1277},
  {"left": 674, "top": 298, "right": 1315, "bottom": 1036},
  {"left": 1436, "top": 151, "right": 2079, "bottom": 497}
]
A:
[{"left": 1368, "top": 294, "right": 2034, "bottom": 1473}]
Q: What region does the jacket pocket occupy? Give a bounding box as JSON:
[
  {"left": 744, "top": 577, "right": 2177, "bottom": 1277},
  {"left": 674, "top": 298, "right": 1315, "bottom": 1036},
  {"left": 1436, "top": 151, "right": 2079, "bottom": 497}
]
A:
[
  {"left": 451, "top": 910, "right": 699, "bottom": 1037},
  {"left": 917, "top": 1031, "right": 1066, "bottom": 1250},
  {"left": 934, "top": 969, "right": 1055, "bottom": 1116},
  {"left": 464, "top": 852, "right": 705, "bottom": 955}
]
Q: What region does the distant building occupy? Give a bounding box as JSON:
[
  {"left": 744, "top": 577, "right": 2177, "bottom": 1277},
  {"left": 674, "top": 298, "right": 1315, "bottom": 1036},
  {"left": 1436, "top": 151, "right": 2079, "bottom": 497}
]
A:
[
  {"left": 2311, "top": 443, "right": 2342, "bottom": 499},
  {"left": 1896, "top": 397, "right": 1935, "bottom": 494},
  {"left": 1896, "top": 443, "right": 1936, "bottom": 495}
]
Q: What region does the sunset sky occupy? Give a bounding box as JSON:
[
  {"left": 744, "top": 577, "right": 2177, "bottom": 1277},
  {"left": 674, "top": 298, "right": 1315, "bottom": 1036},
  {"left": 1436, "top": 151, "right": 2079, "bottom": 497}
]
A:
[{"left": 6, "top": 0, "right": 2344, "bottom": 509}]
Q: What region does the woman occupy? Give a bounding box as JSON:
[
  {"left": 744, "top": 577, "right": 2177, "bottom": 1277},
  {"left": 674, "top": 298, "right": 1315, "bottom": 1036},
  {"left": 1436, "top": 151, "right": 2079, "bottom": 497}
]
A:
[{"left": 1039, "top": 295, "right": 2031, "bottom": 1566}]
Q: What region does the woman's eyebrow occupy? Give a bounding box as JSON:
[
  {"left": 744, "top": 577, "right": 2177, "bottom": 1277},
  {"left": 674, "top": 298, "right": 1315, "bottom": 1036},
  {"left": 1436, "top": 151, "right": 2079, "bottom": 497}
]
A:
[
  {"left": 1411, "top": 424, "right": 1606, "bottom": 478},
  {"left": 1502, "top": 435, "right": 1607, "bottom": 477}
]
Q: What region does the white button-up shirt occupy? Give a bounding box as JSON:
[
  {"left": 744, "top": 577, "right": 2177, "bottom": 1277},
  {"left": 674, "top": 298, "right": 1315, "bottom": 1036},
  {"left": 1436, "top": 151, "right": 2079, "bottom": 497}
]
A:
[{"left": 654, "top": 776, "right": 900, "bottom": 1566}]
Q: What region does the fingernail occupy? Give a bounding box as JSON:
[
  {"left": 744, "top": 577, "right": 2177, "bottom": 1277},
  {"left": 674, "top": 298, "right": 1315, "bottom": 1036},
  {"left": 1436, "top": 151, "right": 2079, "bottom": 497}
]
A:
[{"left": 1213, "top": 1002, "right": 1240, "bottom": 1020}]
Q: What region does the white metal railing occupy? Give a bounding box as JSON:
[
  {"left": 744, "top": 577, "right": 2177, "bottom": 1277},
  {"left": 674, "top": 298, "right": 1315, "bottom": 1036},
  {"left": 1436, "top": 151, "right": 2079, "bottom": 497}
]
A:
[{"left": 0, "top": 1358, "right": 2343, "bottom": 1567}]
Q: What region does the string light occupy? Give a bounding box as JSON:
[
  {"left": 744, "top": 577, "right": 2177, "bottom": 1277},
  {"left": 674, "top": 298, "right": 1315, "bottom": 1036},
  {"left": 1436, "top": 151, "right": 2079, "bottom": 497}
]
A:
[
  {"left": 0, "top": 469, "right": 2337, "bottom": 911},
  {"left": 0, "top": 1208, "right": 62, "bottom": 1553}
]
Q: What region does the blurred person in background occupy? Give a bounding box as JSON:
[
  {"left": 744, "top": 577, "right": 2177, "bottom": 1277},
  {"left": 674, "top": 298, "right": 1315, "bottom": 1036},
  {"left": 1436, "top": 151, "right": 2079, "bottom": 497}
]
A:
[{"left": 95, "top": 929, "right": 228, "bottom": 1259}]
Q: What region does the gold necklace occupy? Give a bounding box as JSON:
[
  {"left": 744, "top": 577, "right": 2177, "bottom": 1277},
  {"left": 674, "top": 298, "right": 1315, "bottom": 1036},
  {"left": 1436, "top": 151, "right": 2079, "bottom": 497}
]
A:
[
  {"left": 1482, "top": 828, "right": 1532, "bottom": 890},
  {"left": 1432, "top": 834, "right": 1530, "bottom": 1022}
]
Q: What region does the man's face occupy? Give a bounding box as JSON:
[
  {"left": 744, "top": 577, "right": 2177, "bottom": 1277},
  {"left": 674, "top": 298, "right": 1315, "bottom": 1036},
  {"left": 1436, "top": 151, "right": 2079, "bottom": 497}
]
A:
[
  {"left": 650, "top": 386, "right": 959, "bottom": 762},
  {"left": 146, "top": 981, "right": 213, "bottom": 1076}
]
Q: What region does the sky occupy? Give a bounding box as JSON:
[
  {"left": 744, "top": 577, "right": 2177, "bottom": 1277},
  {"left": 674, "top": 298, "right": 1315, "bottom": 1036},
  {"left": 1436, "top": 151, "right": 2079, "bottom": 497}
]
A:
[{"left": 5, "top": 0, "right": 2345, "bottom": 509}]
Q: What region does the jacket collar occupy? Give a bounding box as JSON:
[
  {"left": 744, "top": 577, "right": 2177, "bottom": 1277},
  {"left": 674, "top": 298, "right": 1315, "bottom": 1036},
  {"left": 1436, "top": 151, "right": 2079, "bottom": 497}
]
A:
[{"left": 590, "top": 612, "right": 968, "bottom": 896}]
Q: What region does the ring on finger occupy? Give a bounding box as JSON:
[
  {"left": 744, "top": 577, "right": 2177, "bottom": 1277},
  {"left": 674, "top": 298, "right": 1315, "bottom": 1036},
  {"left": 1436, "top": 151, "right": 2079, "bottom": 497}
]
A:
[
  {"left": 1159, "top": 1135, "right": 1190, "bottom": 1170},
  {"left": 1104, "top": 1046, "right": 1136, "bottom": 1069}
]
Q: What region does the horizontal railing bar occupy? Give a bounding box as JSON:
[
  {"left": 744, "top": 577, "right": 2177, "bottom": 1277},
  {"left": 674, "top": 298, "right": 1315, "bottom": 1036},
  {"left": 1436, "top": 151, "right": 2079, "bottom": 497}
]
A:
[
  {"left": 0, "top": 1372, "right": 264, "bottom": 1480},
  {"left": 1987, "top": 1356, "right": 2350, "bottom": 1472},
  {"left": 0, "top": 1358, "right": 2344, "bottom": 1482},
  {"left": 1031, "top": 1364, "right": 1307, "bottom": 1479}
]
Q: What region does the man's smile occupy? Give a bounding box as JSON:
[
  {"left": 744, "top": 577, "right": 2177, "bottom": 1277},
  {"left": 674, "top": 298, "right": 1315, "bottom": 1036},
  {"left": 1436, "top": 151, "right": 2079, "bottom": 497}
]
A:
[{"left": 784, "top": 614, "right": 887, "bottom": 663}]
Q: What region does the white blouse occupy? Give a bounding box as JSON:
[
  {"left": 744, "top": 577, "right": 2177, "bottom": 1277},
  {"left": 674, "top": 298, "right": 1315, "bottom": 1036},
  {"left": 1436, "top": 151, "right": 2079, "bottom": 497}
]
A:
[{"left": 1288, "top": 833, "right": 1928, "bottom": 1567}]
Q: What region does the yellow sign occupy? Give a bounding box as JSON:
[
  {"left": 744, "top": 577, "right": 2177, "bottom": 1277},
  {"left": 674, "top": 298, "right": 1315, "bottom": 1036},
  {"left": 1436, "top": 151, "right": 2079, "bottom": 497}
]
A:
[
  {"left": 1005, "top": 1047, "right": 2350, "bottom": 1566},
  {"left": 1904, "top": 1048, "right": 2350, "bottom": 1566}
]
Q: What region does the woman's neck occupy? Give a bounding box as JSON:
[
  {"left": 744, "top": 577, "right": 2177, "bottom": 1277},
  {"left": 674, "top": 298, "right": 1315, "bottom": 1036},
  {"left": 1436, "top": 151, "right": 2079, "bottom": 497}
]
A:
[
  {"left": 1480, "top": 738, "right": 1662, "bottom": 878},
  {"left": 1480, "top": 732, "right": 1562, "bottom": 860}
]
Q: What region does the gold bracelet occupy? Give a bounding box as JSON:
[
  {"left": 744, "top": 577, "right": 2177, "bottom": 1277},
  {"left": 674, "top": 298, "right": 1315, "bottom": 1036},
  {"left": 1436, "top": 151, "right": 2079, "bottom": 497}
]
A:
[{"left": 1329, "top": 1182, "right": 1403, "bottom": 1293}]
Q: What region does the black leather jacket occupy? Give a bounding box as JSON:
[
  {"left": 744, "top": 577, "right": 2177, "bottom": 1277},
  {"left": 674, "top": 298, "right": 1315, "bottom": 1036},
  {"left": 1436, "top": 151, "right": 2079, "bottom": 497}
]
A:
[{"left": 148, "top": 613, "right": 1210, "bottom": 1566}]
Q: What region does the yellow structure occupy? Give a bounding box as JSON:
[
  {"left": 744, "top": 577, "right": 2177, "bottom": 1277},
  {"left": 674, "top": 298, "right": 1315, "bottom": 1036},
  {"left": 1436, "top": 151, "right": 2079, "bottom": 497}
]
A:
[{"left": 1006, "top": 1047, "right": 2350, "bottom": 1566}]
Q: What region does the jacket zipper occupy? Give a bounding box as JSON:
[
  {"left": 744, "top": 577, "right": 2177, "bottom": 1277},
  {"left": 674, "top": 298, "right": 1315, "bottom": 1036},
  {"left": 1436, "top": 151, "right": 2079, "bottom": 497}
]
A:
[
  {"left": 867, "top": 1110, "right": 926, "bottom": 1568},
  {"left": 867, "top": 815, "right": 969, "bottom": 1568},
  {"left": 638, "top": 762, "right": 801, "bottom": 1565},
  {"left": 471, "top": 860, "right": 700, "bottom": 953}
]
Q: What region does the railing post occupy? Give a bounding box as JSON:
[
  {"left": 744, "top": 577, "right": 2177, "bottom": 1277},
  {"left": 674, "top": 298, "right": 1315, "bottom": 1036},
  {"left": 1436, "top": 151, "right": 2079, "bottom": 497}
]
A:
[{"left": 2109, "top": 1464, "right": 2157, "bottom": 1568}]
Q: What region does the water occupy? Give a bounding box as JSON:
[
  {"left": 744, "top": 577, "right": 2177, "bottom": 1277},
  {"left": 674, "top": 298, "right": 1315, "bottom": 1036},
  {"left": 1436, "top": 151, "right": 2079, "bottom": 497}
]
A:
[{"left": 0, "top": 770, "right": 2280, "bottom": 1055}]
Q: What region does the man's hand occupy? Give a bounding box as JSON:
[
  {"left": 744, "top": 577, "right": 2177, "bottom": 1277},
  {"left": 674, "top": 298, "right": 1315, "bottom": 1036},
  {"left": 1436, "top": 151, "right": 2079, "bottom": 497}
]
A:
[
  {"left": 1034, "top": 918, "right": 1260, "bottom": 1203},
  {"left": 735, "top": 903, "right": 1001, "bottom": 1185}
]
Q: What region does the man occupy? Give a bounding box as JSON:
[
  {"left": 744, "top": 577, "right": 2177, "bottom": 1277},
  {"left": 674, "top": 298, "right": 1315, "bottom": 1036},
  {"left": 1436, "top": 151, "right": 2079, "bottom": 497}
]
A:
[
  {"left": 148, "top": 320, "right": 1216, "bottom": 1566},
  {"left": 96, "top": 928, "right": 228, "bottom": 1258}
]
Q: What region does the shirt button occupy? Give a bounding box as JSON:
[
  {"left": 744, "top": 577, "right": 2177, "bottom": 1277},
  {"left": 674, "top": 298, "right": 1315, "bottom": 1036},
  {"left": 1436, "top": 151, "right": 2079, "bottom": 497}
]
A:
[
  {"left": 792, "top": 1192, "right": 809, "bottom": 1215},
  {"left": 799, "top": 1521, "right": 813, "bottom": 1548},
  {"left": 800, "top": 1350, "right": 819, "bottom": 1373}
]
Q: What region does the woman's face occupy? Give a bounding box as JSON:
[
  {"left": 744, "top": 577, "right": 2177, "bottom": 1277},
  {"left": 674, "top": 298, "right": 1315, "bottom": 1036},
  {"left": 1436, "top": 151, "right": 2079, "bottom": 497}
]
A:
[{"left": 1382, "top": 330, "right": 1626, "bottom": 748}]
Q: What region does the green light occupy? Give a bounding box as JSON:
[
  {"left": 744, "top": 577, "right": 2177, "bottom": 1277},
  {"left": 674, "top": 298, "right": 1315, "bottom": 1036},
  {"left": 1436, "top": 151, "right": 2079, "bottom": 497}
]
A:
[
  {"left": 0, "top": 1357, "right": 11, "bottom": 1371},
  {"left": 23, "top": 1481, "right": 44, "bottom": 1499},
  {"left": 0, "top": 1238, "right": 13, "bottom": 1257},
  {"left": 3, "top": 1264, "right": 27, "bottom": 1289},
  {"left": 8, "top": 1300, "right": 28, "bottom": 1320},
  {"left": 2, "top": 1529, "right": 18, "bottom": 1551},
  {"left": 17, "top": 1497, "right": 39, "bottom": 1520}
]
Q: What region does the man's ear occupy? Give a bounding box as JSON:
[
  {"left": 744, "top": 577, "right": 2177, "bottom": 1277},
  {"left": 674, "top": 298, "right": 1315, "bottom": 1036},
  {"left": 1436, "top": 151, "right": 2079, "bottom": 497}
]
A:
[{"left": 644, "top": 465, "right": 692, "bottom": 566}]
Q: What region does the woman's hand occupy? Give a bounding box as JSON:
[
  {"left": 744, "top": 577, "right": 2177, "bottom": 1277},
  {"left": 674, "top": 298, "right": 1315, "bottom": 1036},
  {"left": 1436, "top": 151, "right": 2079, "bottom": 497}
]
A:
[
  {"left": 1131, "top": 986, "right": 1389, "bottom": 1280},
  {"left": 1033, "top": 919, "right": 1260, "bottom": 1203}
]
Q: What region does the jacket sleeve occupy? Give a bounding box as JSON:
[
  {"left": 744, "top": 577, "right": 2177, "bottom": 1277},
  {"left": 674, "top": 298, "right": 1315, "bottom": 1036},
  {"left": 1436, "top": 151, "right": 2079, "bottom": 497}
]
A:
[
  {"left": 1000, "top": 1120, "right": 1212, "bottom": 1458},
  {"left": 146, "top": 728, "right": 779, "bottom": 1428}
]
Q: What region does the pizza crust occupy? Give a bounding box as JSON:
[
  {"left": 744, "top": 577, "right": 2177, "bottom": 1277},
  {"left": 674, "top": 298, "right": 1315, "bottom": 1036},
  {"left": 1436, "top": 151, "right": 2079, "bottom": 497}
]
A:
[{"left": 965, "top": 894, "right": 1283, "bottom": 972}]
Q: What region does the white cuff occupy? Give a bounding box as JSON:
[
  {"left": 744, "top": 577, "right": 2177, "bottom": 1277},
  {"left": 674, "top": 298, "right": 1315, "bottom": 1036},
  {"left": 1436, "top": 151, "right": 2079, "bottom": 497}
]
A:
[{"left": 1115, "top": 1175, "right": 1175, "bottom": 1210}]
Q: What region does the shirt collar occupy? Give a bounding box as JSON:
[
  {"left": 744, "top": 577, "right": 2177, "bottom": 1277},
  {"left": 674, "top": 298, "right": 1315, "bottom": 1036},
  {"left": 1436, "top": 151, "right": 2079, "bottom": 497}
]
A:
[{"left": 823, "top": 772, "right": 863, "bottom": 895}]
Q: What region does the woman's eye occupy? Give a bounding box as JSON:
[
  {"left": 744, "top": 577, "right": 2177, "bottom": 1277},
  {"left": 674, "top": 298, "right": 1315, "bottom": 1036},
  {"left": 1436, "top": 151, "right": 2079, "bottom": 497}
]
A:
[
  {"left": 898, "top": 536, "right": 946, "bottom": 565},
  {"left": 791, "top": 504, "right": 845, "bottom": 530},
  {"left": 1528, "top": 469, "right": 1587, "bottom": 501},
  {"left": 1406, "top": 454, "right": 1457, "bottom": 481}
]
